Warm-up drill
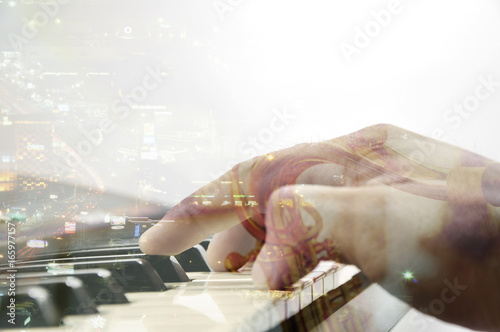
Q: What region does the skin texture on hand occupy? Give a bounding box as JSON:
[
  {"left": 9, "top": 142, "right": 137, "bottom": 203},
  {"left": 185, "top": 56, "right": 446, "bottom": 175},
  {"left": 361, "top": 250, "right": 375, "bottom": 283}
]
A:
[{"left": 139, "top": 124, "right": 500, "bottom": 331}]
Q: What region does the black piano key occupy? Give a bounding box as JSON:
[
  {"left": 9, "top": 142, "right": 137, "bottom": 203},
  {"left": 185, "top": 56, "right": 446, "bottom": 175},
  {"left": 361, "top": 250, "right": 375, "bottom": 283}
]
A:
[
  {"left": 16, "top": 276, "right": 98, "bottom": 315},
  {"left": 147, "top": 255, "right": 190, "bottom": 282},
  {"left": 0, "top": 286, "right": 62, "bottom": 328},
  {"left": 174, "top": 245, "right": 211, "bottom": 272},
  {"left": 199, "top": 239, "right": 211, "bottom": 251},
  {"left": 57, "top": 258, "right": 168, "bottom": 292},
  {"left": 9, "top": 269, "right": 129, "bottom": 305},
  {"left": 63, "top": 246, "right": 194, "bottom": 281}
]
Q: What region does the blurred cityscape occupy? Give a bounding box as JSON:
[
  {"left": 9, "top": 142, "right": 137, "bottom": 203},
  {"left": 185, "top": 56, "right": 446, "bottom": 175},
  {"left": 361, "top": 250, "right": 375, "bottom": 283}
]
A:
[{"left": 0, "top": 0, "right": 240, "bottom": 259}]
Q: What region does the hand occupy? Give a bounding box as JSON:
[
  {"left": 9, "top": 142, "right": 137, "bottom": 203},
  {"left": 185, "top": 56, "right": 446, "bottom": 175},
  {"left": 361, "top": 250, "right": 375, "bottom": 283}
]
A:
[{"left": 139, "top": 124, "right": 500, "bottom": 331}]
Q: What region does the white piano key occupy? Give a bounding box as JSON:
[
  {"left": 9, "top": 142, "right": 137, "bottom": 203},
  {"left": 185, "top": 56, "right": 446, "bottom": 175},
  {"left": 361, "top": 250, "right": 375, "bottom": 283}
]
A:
[
  {"left": 272, "top": 298, "right": 288, "bottom": 326},
  {"left": 285, "top": 291, "right": 302, "bottom": 318},
  {"left": 323, "top": 272, "right": 335, "bottom": 293},
  {"left": 314, "top": 260, "right": 340, "bottom": 294},
  {"left": 293, "top": 275, "right": 314, "bottom": 310},
  {"left": 310, "top": 271, "right": 326, "bottom": 301},
  {"left": 333, "top": 264, "right": 361, "bottom": 288}
]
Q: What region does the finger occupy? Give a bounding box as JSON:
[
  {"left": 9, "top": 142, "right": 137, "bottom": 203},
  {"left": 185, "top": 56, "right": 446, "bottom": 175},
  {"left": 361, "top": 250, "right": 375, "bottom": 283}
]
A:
[
  {"left": 139, "top": 167, "right": 247, "bottom": 255},
  {"left": 250, "top": 185, "right": 343, "bottom": 290},
  {"left": 206, "top": 222, "right": 263, "bottom": 272},
  {"left": 140, "top": 153, "right": 277, "bottom": 259}
]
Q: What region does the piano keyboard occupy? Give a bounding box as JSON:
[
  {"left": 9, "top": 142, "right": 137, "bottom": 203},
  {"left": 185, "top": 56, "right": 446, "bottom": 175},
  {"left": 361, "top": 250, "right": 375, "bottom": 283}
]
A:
[{"left": 0, "top": 244, "right": 484, "bottom": 332}]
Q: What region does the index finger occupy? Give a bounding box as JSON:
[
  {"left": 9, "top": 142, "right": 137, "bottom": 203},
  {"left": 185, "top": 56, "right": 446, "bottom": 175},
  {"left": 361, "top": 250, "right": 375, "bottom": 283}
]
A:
[{"left": 138, "top": 166, "right": 248, "bottom": 255}]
